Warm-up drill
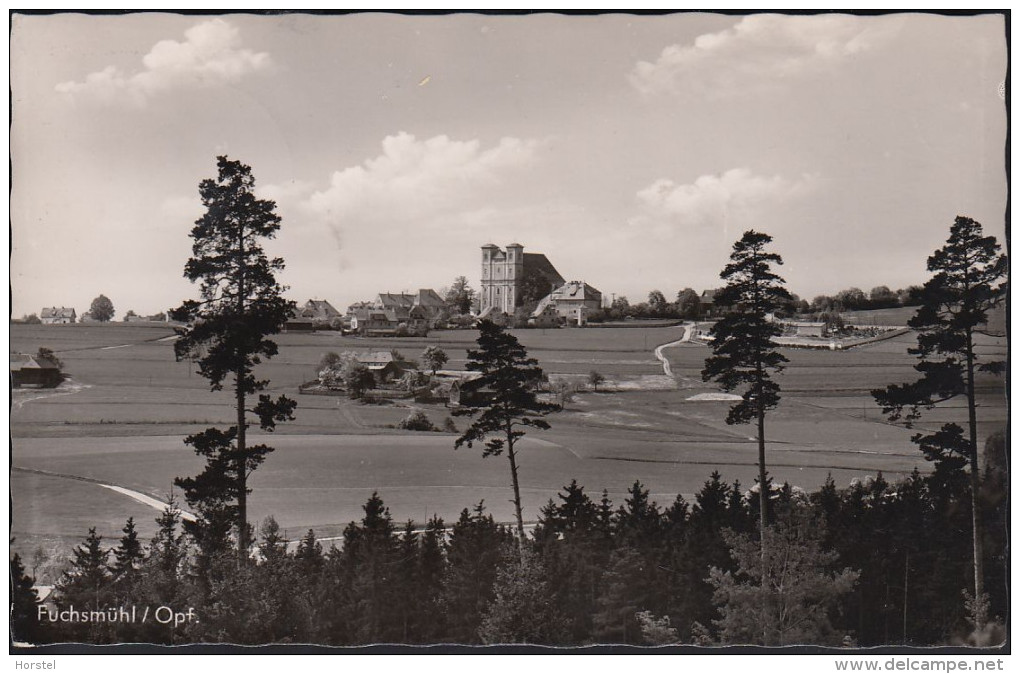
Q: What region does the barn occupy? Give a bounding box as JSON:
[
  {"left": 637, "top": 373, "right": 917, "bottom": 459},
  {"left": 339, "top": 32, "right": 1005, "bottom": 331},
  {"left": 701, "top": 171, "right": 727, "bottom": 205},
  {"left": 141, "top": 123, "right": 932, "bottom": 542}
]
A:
[{"left": 11, "top": 353, "right": 63, "bottom": 388}]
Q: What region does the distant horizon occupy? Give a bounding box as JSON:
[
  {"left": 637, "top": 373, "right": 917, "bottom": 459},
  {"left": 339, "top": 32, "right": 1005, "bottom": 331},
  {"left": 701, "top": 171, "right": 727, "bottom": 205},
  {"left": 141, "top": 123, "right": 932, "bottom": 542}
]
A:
[
  {"left": 17, "top": 234, "right": 942, "bottom": 321},
  {"left": 11, "top": 12, "right": 1007, "bottom": 319}
]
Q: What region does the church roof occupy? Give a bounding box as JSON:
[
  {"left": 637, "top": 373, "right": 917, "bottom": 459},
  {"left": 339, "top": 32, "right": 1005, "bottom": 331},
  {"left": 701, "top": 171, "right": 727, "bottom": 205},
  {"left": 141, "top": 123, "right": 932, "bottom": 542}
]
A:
[{"left": 523, "top": 253, "right": 565, "bottom": 288}]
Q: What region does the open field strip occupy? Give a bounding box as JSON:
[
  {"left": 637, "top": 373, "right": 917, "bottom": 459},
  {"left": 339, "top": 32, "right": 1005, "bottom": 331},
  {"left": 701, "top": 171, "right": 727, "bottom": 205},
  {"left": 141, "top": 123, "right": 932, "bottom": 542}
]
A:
[{"left": 10, "top": 321, "right": 1007, "bottom": 568}]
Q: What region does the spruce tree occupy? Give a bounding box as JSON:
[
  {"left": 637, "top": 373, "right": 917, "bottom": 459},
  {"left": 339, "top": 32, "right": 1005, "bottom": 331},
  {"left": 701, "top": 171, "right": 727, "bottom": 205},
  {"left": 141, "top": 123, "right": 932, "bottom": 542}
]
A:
[
  {"left": 171, "top": 156, "right": 297, "bottom": 563},
  {"left": 56, "top": 527, "right": 111, "bottom": 606},
  {"left": 702, "top": 230, "right": 791, "bottom": 580},
  {"left": 533, "top": 481, "right": 608, "bottom": 643},
  {"left": 441, "top": 502, "right": 512, "bottom": 643},
  {"left": 416, "top": 515, "right": 448, "bottom": 642},
  {"left": 11, "top": 552, "right": 42, "bottom": 644},
  {"left": 53, "top": 528, "right": 113, "bottom": 642},
  {"left": 454, "top": 320, "right": 558, "bottom": 540},
  {"left": 338, "top": 492, "right": 402, "bottom": 643},
  {"left": 111, "top": 517, "right": 144, "bottom": 580},
  {"left": 872, "top": 216, "right": 1006, "bottom": 617}
]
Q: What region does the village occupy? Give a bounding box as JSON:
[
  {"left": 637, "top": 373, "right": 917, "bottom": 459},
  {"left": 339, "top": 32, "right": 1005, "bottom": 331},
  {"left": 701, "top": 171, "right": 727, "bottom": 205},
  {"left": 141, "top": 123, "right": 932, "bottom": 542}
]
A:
[{"left": 12, "top": 240, "right": 910, "bottom": 400}]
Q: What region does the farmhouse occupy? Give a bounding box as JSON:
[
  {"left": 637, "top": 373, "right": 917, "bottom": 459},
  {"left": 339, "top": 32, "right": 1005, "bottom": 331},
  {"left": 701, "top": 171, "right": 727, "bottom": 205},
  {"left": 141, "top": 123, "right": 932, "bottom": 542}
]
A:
[
  {"left": 449, "top": 378, "right": 496, "bottom": 408},
  {"left": 10, "top": 353, "right": 62, "bottom": 388},
  {"left": 479, "top": 243, "right": 566, "bottom": 316},
  {"left": 530, "top": 280, "right": 603, "bottom": 325},
  {"left": 375, "top": 289, "right": 448, "bottom": 324},
  {"left": 40, "top": 307, "right": 76, "bottom": 324},
  {"left": 354, "top": 351, "right": 408, "bottom": 382},
  {"left": 529, "top": 302, "right": 561, "bottom": 328},
  {"left": 299, "top": 299, "right": 342, "bottom": 324},
  {"left": 346, "top": 289, "right": 445, "bottom": 334},
  {"left": 699, "top": 289, "right": 733, "bottom": 318}
]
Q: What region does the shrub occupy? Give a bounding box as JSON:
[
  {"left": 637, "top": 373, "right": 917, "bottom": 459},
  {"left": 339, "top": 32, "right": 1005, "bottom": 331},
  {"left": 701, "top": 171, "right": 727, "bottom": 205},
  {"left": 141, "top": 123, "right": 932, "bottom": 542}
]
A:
[{"left": 398, "top": 410, "right": 436, "bottom": 432}]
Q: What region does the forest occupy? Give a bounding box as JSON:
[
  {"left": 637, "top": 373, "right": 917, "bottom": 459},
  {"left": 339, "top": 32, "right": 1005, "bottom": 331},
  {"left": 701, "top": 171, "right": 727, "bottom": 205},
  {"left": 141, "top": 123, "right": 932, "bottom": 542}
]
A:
[{"left": 12, "top": 438, "right": 1007, "bottom": 648}]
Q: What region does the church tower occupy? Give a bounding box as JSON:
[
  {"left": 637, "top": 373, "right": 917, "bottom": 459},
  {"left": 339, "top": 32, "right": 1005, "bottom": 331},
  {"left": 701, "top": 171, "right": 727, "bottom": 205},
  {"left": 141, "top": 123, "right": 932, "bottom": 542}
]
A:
[{"left": 480, "top": 243, "right": 524, "bottom": 315}]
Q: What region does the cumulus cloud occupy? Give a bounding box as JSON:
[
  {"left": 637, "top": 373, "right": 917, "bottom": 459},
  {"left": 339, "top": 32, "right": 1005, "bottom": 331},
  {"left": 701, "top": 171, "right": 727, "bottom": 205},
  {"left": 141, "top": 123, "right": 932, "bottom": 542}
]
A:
[
  {"left": 630, "top": 14, "right": 899, "bottom": 96},
  {"left": 56, "top": 19, "right": 271, "bottom": 105},
  {"left": 630, "top": 168, "right": 816, "bottom": 238},
  {"left": 303, "top": 132, "right": 538, "bottom": 228}
]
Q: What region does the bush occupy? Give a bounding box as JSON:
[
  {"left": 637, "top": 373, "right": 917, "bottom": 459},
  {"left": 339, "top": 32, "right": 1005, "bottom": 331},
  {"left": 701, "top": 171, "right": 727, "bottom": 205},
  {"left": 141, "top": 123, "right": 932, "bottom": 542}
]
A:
[
  {"left": 443, "top": 417, "right": 458, "bottom": 433},
  {"left": 398, "top": 410, "right": 436, "bottom": 432}
]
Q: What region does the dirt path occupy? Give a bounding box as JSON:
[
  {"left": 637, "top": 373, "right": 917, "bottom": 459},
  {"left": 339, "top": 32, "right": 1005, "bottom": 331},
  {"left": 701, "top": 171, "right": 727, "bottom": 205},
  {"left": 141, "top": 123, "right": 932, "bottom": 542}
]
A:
[
  {"left": 652, "top": 323, "right": 691, "bottom": 377},
  {"left": 11, "top": 466, "right": 197, "bottom": 522},
  {"left": 12, "top": 379, "right": 90, "bottom": 410}
]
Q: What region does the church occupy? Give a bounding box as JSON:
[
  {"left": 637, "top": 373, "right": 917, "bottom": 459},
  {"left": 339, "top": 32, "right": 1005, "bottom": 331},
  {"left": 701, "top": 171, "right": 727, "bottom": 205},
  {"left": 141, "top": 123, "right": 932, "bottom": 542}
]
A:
[{"left": 478, "top": 243, "right": 602, "bottom": 325}]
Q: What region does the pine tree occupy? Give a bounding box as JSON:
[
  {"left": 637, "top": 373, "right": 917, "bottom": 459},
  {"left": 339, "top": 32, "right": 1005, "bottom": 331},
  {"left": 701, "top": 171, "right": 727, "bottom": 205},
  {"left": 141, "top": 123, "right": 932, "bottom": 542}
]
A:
[
  {"left": 136, "top": 498, "right": 190, "bottom": 644},
  {"left": 338, "top": 492, "right": 402, "bottom": 643},
  {"left": 702, "top": 230, "right": 791, "bottom": 573},
  {"left": 54, "top": 527, "right": 113, "bottom": 642},
  {"left": 294, "top": 529, "right": 324, "bottom": 576},
  {"left": 454, "top": 320, "right": 559, "bottom": 540},
  {"left": 416, "top": 515, "right": 448, "bottom": 642},
  {"left": 533, "top": 481, "right": 609, "bottom": 643},
  {"left": 441, "top": 502, "right": 512, "bottom": 643},
  {"left": 708, "top": 510, "right": 859, "bottom": 646},
  {"left": 111, "top": 517, "right": 144, "bottom": 580},
  {"left": 11, "top": 552, "right": 42, "bottom": 644},
  {"left": 478, "top": 546, "right": 567, "bottom": 645},
  {"left": 872, "top": 216, "right": 1005, "bottom": 621},
  {"left": 56, "top": 527, "right": 111, "bottom": 605},
  {"left": 171, "top": 156, "right": 297, "bottom": 563}
]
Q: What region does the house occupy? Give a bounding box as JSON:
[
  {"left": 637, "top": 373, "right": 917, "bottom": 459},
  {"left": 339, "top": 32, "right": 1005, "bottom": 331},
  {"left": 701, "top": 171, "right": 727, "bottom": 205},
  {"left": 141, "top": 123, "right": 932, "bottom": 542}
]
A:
[
  {"left": 349, "top": 308, "right": 400, "bottom": 336},
  {"left": 299, "top": 299, "right": 342, "bottom": 325},
  {"left": 528, "top": 302, "right": 562, "bottom": 328},
  {"left": 530, "top": 281, "right": 603, "bottom": 325},
  {"left": 353, "top": 351, "right": 407, "bottom": 382},
  {"left": 10, "top": 353, "right": 63, "bottom": 388},
  {"left": 374, "top": 289, "right": 448, "bottom": 326},
  {"left": 40, "top": 307, "right": 76, "bottom": 324},
  {"left": 449, "top": 378, "right": 496, "bottom": 408},
  {"left": 699, "top": 289, "right": 732, "bottom": 318},
  {"left": 347, "top": 290, "right": 443, "bottom": 335}
]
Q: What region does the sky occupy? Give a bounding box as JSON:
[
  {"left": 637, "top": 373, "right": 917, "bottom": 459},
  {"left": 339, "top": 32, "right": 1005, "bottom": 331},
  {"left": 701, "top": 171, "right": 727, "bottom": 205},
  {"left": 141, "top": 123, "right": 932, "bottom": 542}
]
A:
[{"left": 10, "top": 11, "right": 1008, "bottom": 318}]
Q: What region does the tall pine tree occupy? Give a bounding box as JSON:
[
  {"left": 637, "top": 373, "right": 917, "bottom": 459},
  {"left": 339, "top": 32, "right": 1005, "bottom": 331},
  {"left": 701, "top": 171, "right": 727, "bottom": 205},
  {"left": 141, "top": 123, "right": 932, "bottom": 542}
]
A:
[
  {"left": 872, "top": 215, "right": 1006, "bottom": 620},
  {"left": 171, "top": 156, "right": 297, "bottom": 563},
  {"left": 702, "top": 230, "right": 791, "bottom": 571},
  {"left": 454, "top": 320, "right": 558, "bottom": 540}
]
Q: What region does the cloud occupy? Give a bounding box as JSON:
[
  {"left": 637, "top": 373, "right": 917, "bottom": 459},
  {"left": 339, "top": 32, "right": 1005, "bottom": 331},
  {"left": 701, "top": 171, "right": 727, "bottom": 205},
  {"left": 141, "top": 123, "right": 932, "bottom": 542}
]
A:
[
  {"left": 303, "top": 132, "right": 538, "bottom": 229},
  {"left": 630, "top": 14, "right": 899, "bottom": 96},
  {"left": 630, "top": 168, "right": 816, "bottom": 238},
  {"left": 55, "top": 19, "right": 271, "bottom": 106}
]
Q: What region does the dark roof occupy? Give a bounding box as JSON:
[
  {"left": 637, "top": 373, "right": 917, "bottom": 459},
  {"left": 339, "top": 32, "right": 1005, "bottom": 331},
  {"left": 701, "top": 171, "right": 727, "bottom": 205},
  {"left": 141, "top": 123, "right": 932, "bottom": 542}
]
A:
[
  {"left": 377, "top": 293, "right": 416, "bottom": 309},
  {"left": 415, "top": 289, "right": 446, "bottom": 307},
  {"left": 41, "top": 307, "right": 76, "bottom": 319},
  {"left": 523, "top": 253, "right": 565, "bottom": 288},
  {"left": 550, "top": 281, "right": 602, "bottom": 302},
  {"left": 700, "top": 289, "right": 721, "bottom": 304},
  {"left": 301, "top": 299, "right": 341, "bottom": 319},
  {"left": 10, "top": 354, "right": 60, "bottom": 371}
]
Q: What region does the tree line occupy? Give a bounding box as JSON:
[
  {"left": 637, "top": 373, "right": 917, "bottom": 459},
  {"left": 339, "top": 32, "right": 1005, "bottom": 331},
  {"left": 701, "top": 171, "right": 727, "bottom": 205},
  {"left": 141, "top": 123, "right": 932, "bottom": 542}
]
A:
[{"left": 12, "top": 449, "right": 1007, "bottom": 646}]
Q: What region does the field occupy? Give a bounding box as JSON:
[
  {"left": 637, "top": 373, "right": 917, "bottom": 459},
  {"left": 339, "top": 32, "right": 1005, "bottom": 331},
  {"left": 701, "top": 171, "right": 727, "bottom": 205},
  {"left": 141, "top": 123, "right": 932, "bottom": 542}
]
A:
[{"left": 10, "top": 321, "right": 1008, "bottom": 575}]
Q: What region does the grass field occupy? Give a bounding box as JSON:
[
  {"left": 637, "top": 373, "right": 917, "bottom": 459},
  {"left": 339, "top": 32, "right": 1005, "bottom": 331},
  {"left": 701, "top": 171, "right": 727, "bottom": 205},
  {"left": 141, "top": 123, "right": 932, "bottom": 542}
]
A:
[{"left": 10, "top": 321, "right": 1008, "bottom": 567}]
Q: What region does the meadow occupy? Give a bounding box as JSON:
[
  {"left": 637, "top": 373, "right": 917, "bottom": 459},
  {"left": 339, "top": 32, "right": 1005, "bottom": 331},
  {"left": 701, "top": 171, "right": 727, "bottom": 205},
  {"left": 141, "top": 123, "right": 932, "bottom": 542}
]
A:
[{"left": 10, "top": 319, "right": 1007, "bottom": 575}]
